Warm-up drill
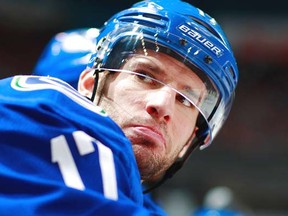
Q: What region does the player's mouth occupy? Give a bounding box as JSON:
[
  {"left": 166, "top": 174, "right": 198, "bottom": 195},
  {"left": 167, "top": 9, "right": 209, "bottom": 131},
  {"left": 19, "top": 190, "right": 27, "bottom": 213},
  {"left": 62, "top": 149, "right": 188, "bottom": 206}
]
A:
[{"left": 125, "top": 125, "right": 166, "bottom": 149}]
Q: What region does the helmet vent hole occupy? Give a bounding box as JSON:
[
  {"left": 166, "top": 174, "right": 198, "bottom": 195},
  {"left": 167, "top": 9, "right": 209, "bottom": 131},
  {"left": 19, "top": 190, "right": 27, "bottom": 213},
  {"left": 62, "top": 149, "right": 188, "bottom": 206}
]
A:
[
  {"left": 204, "top": 55, "right": 213, "bottom": 64},
  {"left": 118, "top": 12, "right": 167, "bottom": 28},
  {"left": 188, "top": 16, "right": 220, "bottom": 40},
  {"left": 227, "top": 66, "right": 236, "bottom": 80},
  {"left": 179, "top": 39, "right": 187, "bottom": 46},
  {"left": 142, "top": 13, "right": 162, "bottom": 20}
]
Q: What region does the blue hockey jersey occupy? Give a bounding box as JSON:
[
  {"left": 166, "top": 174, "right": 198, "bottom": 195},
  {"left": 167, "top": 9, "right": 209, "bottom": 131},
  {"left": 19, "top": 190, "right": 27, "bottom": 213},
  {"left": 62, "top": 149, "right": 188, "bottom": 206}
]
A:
[{"left": 0, "top": 75, "right": 165, "bottom": 216}]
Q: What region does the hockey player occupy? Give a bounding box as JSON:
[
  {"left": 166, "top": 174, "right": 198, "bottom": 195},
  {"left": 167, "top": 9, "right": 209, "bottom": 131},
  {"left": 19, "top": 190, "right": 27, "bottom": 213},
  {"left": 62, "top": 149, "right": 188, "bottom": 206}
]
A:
[{"left": 0, "top": 0, "right": 238, "bottom": 215}]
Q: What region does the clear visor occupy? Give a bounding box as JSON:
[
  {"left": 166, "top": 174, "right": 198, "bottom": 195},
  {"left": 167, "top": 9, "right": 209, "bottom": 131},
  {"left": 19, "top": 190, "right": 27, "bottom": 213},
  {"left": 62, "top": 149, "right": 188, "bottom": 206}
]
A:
[{"left": 93, "top": 32, "right": 227, "bottom": 148}]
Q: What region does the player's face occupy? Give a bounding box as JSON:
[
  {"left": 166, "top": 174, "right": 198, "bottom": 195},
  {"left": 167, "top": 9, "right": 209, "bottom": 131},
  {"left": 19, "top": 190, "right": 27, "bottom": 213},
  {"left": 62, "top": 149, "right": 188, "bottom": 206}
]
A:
[{"left": 96, "top": 51, "right": 206, "bottom": 181}]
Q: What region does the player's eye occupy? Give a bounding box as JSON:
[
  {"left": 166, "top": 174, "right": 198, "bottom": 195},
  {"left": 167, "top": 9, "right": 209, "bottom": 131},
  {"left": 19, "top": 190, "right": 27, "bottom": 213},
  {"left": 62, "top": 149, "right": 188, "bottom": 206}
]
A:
[
  {"left": 135, "top": 71, "right": 156, "bottom": 85},
  {"left": 176, "top": 94, "right": 193, "bottom": 108}
]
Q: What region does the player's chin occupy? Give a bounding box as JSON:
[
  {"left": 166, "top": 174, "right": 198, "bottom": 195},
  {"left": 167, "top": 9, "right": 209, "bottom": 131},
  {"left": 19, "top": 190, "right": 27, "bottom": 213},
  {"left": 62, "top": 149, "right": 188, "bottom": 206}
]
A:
[
  {"left": 132, "top": 144, "right": 167, "bottom": 181},
  {"left": 132, "top": 142, "right": 165, "bottom": 161}
]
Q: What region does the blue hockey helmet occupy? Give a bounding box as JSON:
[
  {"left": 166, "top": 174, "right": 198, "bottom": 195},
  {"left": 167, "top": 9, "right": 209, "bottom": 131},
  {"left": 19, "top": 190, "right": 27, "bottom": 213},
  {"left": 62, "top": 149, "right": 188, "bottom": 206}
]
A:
[
  {"left": 33, "top": 28, "right": 99, "bottom": 89},
  {"left": 89, "top": 0, "right": 239, "bottom": 153}
]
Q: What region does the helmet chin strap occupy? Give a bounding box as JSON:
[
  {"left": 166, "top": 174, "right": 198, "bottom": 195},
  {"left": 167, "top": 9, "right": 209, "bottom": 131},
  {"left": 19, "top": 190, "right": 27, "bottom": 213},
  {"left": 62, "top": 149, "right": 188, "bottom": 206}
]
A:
[
  {"left": 89, "top": 56, "right": 105, "bottom": 102},
  {"left": 89, "top": 65, "right": 107, "bottom": 102},
  {"left": 90, "top": 69, "right": 99, "bottom": 102}
]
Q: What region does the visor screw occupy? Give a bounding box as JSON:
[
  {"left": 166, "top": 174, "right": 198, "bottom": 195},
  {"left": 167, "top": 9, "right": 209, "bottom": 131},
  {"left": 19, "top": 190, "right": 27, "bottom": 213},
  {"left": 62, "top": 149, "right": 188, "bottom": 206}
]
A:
[
  {"left": 204, "top": 55, "right": 213, "bottom": 64},
  {"left": 179, "top": 38, "right": 187, "bottom": 46}
]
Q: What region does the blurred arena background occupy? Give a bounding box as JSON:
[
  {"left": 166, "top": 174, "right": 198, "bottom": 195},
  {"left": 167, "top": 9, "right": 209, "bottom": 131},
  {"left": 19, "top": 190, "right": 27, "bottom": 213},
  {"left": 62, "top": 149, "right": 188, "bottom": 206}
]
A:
[{"left": 0, "top": 0, "right": 287, "bottom": 215}]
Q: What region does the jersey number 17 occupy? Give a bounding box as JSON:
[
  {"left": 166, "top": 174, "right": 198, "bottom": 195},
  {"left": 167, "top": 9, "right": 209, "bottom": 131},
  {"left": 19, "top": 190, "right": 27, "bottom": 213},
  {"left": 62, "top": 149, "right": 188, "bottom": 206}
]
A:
[{"left": 51, "top": 130, "right": 118, "bottom": 200}]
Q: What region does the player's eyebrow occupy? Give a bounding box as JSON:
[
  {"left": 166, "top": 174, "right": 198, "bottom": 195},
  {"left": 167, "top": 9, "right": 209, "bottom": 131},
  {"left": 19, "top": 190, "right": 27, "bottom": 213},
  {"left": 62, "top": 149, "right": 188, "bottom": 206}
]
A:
[{"left": 127, "top": 55, "right": 163, "bottom": 73}]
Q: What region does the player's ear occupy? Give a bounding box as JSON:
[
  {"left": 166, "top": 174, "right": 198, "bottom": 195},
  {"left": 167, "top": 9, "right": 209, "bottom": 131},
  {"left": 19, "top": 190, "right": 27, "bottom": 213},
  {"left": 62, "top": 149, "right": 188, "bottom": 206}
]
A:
[
  {"left": 177, "top": 127, "right": 198, "bottom": 158},
  {"left": 78, "top": 68, "right": 95, "bottom": 98}
]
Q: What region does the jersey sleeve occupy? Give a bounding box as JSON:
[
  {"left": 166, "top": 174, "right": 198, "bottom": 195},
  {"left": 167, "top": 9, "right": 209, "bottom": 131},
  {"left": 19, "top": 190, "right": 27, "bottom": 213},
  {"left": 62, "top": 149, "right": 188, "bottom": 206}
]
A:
[{"left": 0, "top": 75, "right": 166, "bottom": 216}]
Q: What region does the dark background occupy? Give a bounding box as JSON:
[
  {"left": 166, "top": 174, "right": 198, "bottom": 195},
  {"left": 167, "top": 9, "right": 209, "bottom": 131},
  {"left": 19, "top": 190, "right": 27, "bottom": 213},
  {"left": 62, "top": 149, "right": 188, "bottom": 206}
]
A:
[{"left": 1, "top": 0, "right": 287, "bottom": 215}]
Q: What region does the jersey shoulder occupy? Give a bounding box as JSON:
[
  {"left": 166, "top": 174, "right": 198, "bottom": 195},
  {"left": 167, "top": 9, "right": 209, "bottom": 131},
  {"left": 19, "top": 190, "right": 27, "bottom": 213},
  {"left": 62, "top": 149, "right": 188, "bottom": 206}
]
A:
[
  {"left": 0, "top": 75, "right": 140, "bottom": 191},
  {"left": 0, "top": 75, "right": 165, "bottom": 216},
  {"left": 0, "top": 75, "right": 133, "bottom": 157}
]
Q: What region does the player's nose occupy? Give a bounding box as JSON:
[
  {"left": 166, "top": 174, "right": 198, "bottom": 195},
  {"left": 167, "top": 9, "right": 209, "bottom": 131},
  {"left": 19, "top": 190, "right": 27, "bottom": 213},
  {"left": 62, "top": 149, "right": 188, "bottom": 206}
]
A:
[{"left": 145, "top": 86, "right": 176, "bottom": 122}]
